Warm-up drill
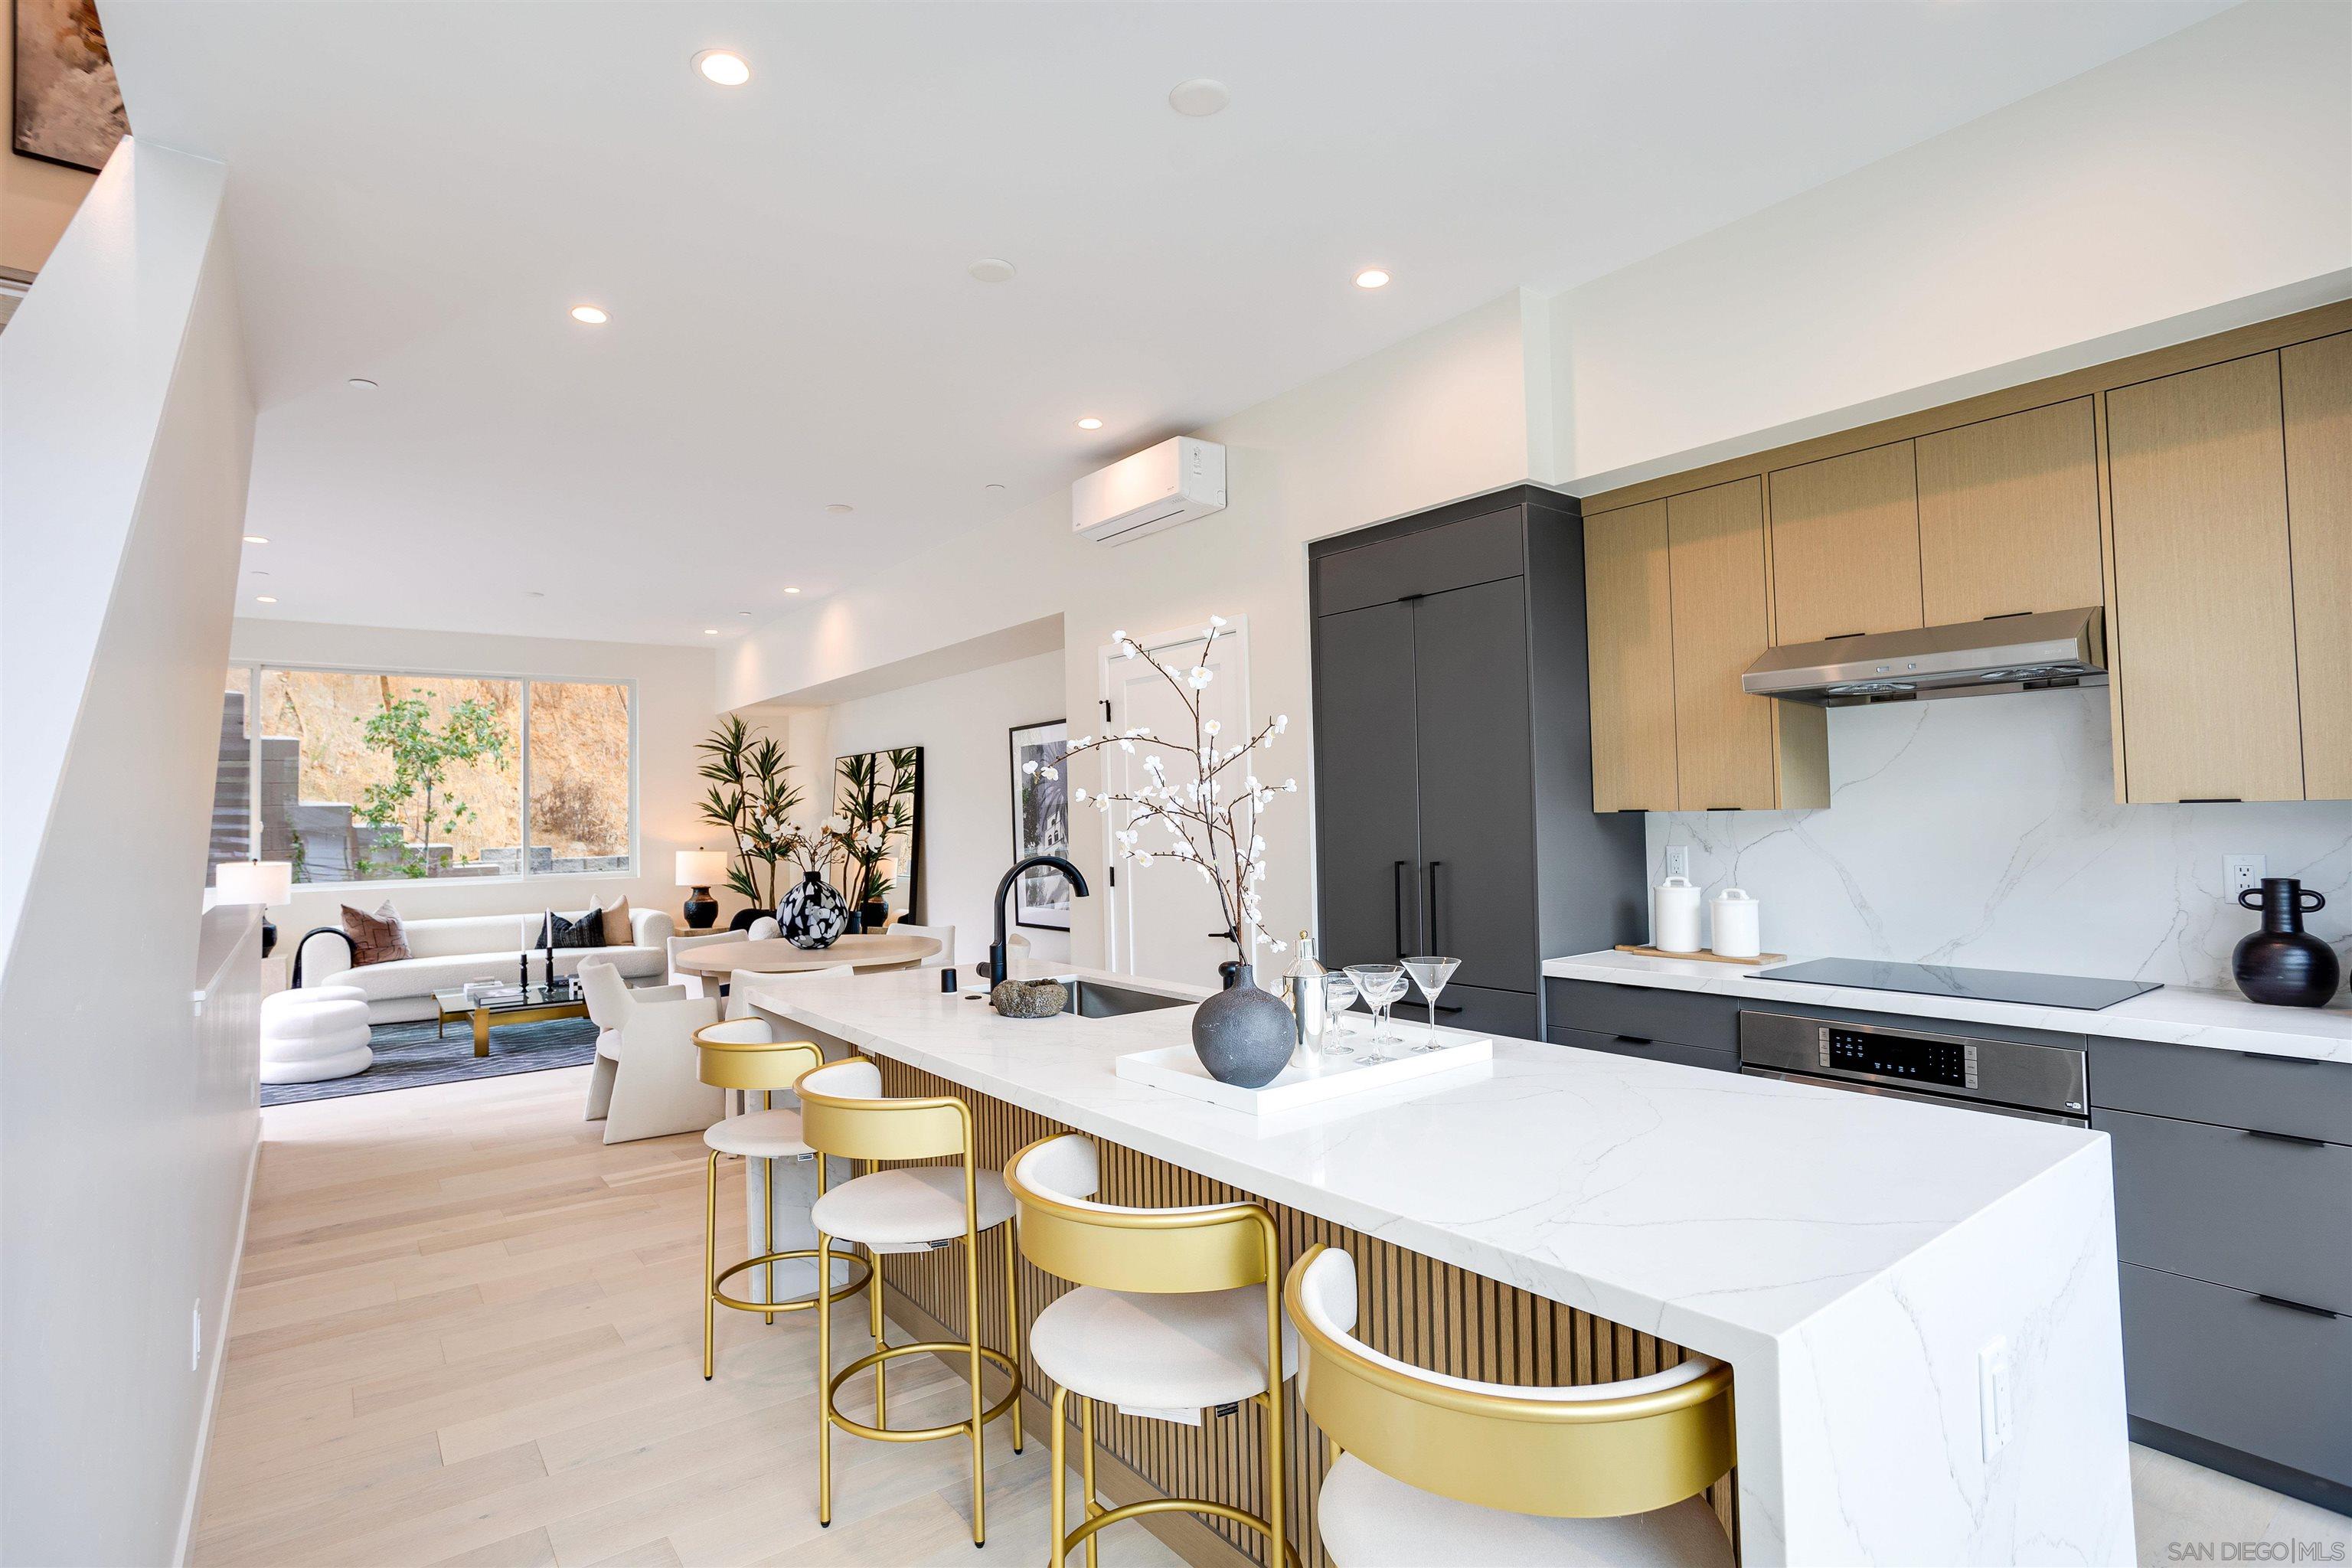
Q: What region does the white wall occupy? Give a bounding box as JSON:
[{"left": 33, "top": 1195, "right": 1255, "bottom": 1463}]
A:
[
  {"left": 1539, "top": 0, "right": 2352, "bottom": 492},
  {"left": 724, "top": 292, "right": 1530, "bottom": 978},
  {"left": 224, "top": 619, "right": 728, "bottom": 936},
  {"left": 0, "top": 139, "right": 259, "bottom": 1566},
  {"left": 812, "top": 649, "right": 1072, "bottom": 967},
  {"left": 1647, "top": 688, "right": 2352, "bottom": 992}
]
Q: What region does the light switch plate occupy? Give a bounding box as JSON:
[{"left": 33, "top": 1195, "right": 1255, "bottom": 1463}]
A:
[
  {"left": 2226, "top": 855, "right": 2265, "bottom": 898},
  {"left": 1664, "top": 845, "right": 1691, "bottom": 881}
]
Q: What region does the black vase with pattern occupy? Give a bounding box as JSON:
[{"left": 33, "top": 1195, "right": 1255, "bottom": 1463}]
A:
[
  {"left": 779, "top": 871, "right": 850, "bottom": 950},
  {"left": 2232, "top": 877, "right": 2341, "bottom": 1008}
]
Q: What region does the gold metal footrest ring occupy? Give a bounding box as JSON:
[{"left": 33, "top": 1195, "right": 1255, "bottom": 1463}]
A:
[
  {"left": 825, "top": 1341, "right": 1020, "bottom": 1443},
  {"left": 1063, "top": 1498, "right": 1302, "bottom": 1568},
  {"left": 712, "top": 1249, "right": 872, "bottom": 1316}
]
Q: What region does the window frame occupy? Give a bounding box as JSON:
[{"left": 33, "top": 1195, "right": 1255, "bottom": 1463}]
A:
[{"left": 220, "top": 658, "right": 639, "bottom": 891}]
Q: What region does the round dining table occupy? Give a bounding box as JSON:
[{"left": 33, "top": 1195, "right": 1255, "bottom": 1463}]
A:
[{"left": 671, "top": 932, "right": 942, "bottom": 978}]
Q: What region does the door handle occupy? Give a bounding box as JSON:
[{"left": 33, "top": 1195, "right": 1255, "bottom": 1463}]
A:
[
  {"left": 1425, "top": 861, "right": 1441, "bottom": 954},
  {"left": 1393, "top": 862, "right": 1409, "bottom": 959},
  {"left": 2243, "top": 1128, "right": 2328, "bottom": 1148}
]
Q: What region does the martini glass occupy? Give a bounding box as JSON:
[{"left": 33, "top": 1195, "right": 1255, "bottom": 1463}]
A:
[
  {"left": 1402, "top": 956, "right": 1462, "bottom": 1052},
  {"left": 1344, "top": 964, "right": 1408, "bottom": 1063}
]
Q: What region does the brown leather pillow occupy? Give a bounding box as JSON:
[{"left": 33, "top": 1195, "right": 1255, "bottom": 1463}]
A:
[
  {"left": 340, "top": 900, "right": 411, "bottom": 966},
  {"left": 594, "top": 896, "right": 632, "bottom": 943}
]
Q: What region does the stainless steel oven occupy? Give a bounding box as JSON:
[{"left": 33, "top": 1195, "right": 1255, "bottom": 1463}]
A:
[{"left": 1739, "top": 1010, "right": 2089, "bottom": 1126}]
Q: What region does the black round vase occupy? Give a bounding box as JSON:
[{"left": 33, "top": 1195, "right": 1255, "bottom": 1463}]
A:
[
  {"left": 1191, "top": 962, "right": 1295, "bottom": 1089},
  {"left": 779, "top": 872, "right": 849, "bottom": 949},
  {"left": 2232, "top": 877, "right": 2341, "bottom": 1008}
]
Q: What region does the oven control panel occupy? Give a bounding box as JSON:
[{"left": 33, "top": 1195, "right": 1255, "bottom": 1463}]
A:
[{"left": 1818, "top": 1026, "right": 1977, "bottom": 1089}]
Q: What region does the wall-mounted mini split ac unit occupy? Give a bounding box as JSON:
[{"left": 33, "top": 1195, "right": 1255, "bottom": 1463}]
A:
[{"left": 1071, "top": 436, "right": 1227, "bottom": 545}]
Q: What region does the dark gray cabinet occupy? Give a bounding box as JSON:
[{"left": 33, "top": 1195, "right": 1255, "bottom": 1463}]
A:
[{"left": 1310, "top": 489, "right": 1645, "bottom": 1038}]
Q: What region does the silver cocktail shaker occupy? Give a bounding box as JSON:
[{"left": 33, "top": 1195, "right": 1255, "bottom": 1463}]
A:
[{"left": 1282, "top": 932, "right": 1328, "bottom": 1065}]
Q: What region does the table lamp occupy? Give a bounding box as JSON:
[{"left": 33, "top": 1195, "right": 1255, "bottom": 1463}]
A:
[
  {"left": 217, "top": 859, "right": 294, "bottom": 956},
  {"left": 676, "top": 849, "right": 727, "bottom": 929}
]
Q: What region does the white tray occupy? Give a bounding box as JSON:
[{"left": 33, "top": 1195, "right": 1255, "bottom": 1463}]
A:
[{"left": 1115, "top": 1035, "right": 1491, "bottom": 1116}]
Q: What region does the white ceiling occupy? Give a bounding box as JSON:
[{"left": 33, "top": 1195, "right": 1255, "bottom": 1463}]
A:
[{"left": 101, "top": 0, "right": 2223, "bottom": 647}]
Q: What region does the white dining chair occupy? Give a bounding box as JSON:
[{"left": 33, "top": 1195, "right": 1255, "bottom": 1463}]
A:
[
  {"left": 887, "top": 923, "right": 956, "bottom": 966},
  {"left": 580, "top": 960, "right": 724, "bottom": 1143}
]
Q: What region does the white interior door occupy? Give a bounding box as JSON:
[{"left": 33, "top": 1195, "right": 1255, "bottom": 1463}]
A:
[{"left": 1100, "top": 622, "right": 1250, "bottom": 983}]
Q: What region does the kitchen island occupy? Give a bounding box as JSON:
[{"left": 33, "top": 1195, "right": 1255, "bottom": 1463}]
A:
[{"left": 737, "top": 961, "right": 2134, "bottom": 1568}]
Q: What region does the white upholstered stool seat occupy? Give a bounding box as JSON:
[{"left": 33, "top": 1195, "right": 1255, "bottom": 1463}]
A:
[
  {"left": 702, "top": 1106, "right": 812, "bottom": 1161},
  {"left": 1316, "top": 1455, "right": 1733, "bottom": 1568},
  {"left": 811, "top": 1165, "right": 1014, "bottom": 1248},
  {"left": 1031, "top": 1284, "right": 1298, "bottom": 1415},
  {"left": 260, "top": 995, "right": 372, "bottom": 1084}
]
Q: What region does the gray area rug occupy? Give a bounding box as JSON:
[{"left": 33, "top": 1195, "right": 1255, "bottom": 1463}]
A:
[{"left": 260, "top": 1014, "right": 599, "bottom": 1107}]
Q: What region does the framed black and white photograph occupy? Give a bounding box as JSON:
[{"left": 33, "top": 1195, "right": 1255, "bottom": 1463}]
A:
[
  {"left": 13, "top": 0, "right": 128, "bottom": 172},
  {"left": 1008, "top": 718, "right": 1069, "bottom": 930}
]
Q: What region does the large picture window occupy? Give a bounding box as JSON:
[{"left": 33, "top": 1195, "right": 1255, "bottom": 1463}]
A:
[{"left": 207, "top": 665, "right": 635, "bottom": 886}]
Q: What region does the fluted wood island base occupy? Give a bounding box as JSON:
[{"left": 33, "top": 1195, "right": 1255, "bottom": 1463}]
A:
[{"left": 867, "top": 1057, "right": 1736, "bottom": 1568}]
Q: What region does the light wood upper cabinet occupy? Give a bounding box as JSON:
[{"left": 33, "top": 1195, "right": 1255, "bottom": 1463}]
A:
[
  {"left": 1915, "top": 399, "right": 2103, "bottom": 623},
  {"left": 2107, "top": 354, "right": 2304, "bottom": 803},
  {"left": 1768, "top": 442, "right": 1924, "bottom": 645},
  {"left": 2282, "top": 332, "right": 2352, "bottom": 801},
  {"left": 1583, "top": 501, "right": 1679, "bottom": 812},
  {"left": 1668, "top": 480, "right": 1781, "bottom": 810}
]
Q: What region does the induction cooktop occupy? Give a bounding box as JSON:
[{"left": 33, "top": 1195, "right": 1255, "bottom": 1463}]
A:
[{"left": 1747, "top": 958, "right": 2160, "bottom": 1011}]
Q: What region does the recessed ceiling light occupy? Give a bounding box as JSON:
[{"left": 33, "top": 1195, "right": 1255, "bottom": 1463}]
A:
[
  {"left": 694, "top": 50, "right": 750, "bottom": 87},
  {"left": 968, "top": 257, "right": 1017, "bottom": 284},
  {"left": 525, "top": 590, "right": 545, "bottom": 598},
  {"left": 1354, "top": 268, "right": 1391, "bottom": 290},
  {"left": 243, "top": 534, "right": 268, "bottom": 544},
  {"left": 1168, "top": 79, "right": 1230, "bottom": 117},
  {"left": 1076, "top": 417, "right": 1103, "bottom": 430},
  {"left": 738, "top": 611, "right": 754, "bottom": 619},
  {"left": 826, "top": 502, "right": 854, "bottom": 514},
  {"left": 984, "top": 482, "right": 1005, "bottom": 492},
  {"left": 784, "top": 586, "right": 802, "bottom": 595},
  {"left": 249, "top": 570, "right": 270, "bottom": 577},
  {"left": 570, "top": 305, "right": 609, "bottom": 325},
  {"left": 255, "top": 596, "right": 277, "bottom": 604},
  {"left": 703, "top": 628, "right": 719, "bottom": 635},
  {"left": 347, "top": 377, "right": 378, "bottom": 390}
]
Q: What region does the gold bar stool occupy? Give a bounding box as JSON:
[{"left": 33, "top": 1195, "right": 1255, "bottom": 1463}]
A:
[
  {"left": 798, "top": 1058, "right": 1024, "bottom": 1545},
  {"left": 1283, "top": 1243, "right": 1736, "bottom": 1567},
  {"left": 1006, "top": 1133, "right": 1297, "bottom": 1568},
  {"left": 691, "top": 1019, "right": 872, "bottom": 1381}
]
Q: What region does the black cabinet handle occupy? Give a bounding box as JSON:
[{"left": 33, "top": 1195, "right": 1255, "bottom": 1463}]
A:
[
  {"left": 1393, "top": 861, "right": 1409, "bottom": 960},
  {"left": 1614, "top": 1034, "right": 1653, "bottom": 1047},
  {"left": 1208, "top": 926, "right": 1238, "bottom": 940},
  {"left": 2254, "top": 1294, "right": 2343, "bottom": 1320},
  {"left": 2244, "top": 1128, "right": 2329, "bottom": 1148},
  {"left": 1398, "top": 1001, "right": 1465, "bottom": 1016},
  {"left": 1426, "top": 861, "right": 1442, "bottom": 953}
]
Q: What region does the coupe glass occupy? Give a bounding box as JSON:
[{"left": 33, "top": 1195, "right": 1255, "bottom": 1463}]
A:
[
  {"left": 1343, "top": 964, "right": 1408, "bottom": 1062},
  {"left": 1401, "top": 956, "right": 1462, "bottom": 1052},
  {"left": 1314, "top": 970, "right": 1361, "bottom": 1061}
]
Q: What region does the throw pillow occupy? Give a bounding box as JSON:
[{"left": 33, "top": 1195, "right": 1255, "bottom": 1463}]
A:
[
  {"left": 542, "top": 908, "right": 605, "bottom": 949},
  {"left": 341, "top": 900, "right": 411, "bottom": 966},
  {"left": 594, "top": 896, "right": 632, "bottom": 943}
]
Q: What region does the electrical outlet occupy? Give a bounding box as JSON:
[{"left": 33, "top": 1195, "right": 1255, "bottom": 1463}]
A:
[
  {"left": 2226, "top": 854, "right": 2266, "bottom": 898},
  {"left": 191, "top": 1300, "right": 204, "bottom": 1373},
  {"left": 1664, "top": 845, "right": 1691, "bottom": 881},
  {"left": 1978, "top": 1337, "right": 2013, "bottom": 1460}
]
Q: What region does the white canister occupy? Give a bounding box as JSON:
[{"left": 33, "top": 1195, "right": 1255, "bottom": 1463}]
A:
[
  {"left": 1710, "top": 887, "right": 1762, "bottom": 959},
  {"left": 1652, "top": 875, "right": 1703, "bottom": 954}
]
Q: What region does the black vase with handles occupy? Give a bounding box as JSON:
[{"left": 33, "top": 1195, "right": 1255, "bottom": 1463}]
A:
[{"left": 2232, "top": 877, "right": 2341, "bottom": 1008}]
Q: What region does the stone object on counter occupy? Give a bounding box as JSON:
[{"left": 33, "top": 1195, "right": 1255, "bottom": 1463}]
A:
[{"left": 990, "top": 978, "right": 1067, "bottom": 1018}]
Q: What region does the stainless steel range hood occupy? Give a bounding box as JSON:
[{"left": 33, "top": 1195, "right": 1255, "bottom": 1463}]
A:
[{"left": 1741, "top": 607, "right": 2108, "bottom": 706}]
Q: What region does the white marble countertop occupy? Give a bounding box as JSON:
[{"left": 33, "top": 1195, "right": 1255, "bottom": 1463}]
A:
[
  {"left": 1544, "top": 949, "right": 2352, "bottom": 1064},
  {"left": 740, "top": 960, "right": 2133, "bottom": 1564}
]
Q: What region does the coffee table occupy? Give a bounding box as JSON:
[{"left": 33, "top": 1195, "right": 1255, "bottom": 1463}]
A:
[{"left": 433, "top": 981, "right": 590, "bottom": 1058}]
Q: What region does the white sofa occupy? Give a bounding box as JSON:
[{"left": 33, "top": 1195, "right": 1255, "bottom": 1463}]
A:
[{"left": 295, "top": 908, "right": 677, "bottom": 1024}]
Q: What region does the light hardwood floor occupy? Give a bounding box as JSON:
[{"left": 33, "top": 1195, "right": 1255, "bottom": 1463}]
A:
[{"left": 192, "top": 1066, "right": 1182, "bottom": 1568}]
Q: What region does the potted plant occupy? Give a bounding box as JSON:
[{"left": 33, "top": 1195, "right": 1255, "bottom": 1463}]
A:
[
  {"left": 695, "top": 716, "right": 803, "bottom": 922},
  {"left": 1060, "top": 617, "right": 1299, "bottom": 1086},
  {"left": 834, "top": 748, "right": 918, "bottom": 926}
]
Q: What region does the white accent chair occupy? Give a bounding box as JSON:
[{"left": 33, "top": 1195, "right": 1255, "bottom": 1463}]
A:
[
  {"left": 578, "top": 960, "right": 723, "bottom": 1144},
  {"left": 887, "top": 923, "right": 955, "bottom": 966},
  {"left": 1292, "top": 1246, "right": 1736, "bottom": 1568},
  {"left": 259, "top": 987, "right": 373, "bottom": 1084}
]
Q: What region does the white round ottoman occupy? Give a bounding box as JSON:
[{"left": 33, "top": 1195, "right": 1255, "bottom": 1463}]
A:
[{"left": 260, "top": 994, "right": 373, "bottom": 1084}]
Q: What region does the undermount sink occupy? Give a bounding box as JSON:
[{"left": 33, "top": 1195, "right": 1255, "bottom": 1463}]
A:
[{"left": 1056, "top": 978, "right": 1193, "bottom": 1019}]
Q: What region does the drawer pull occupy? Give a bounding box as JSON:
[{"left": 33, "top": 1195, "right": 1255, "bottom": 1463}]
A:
[
  {"left": 1614, "top": 1034, "right": 1653, "bottom": 1047},
  {"left": 2253, "top": 1294, "right": 2344, "bottom": 1321},
  {"left": 2244, "top": 1128, "right": 2329, "bottom": 1148}
]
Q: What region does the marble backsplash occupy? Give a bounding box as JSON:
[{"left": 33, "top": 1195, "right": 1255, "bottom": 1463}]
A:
[{"left": 1645, "top": 686, "right": 2352, "bottom": 992}]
